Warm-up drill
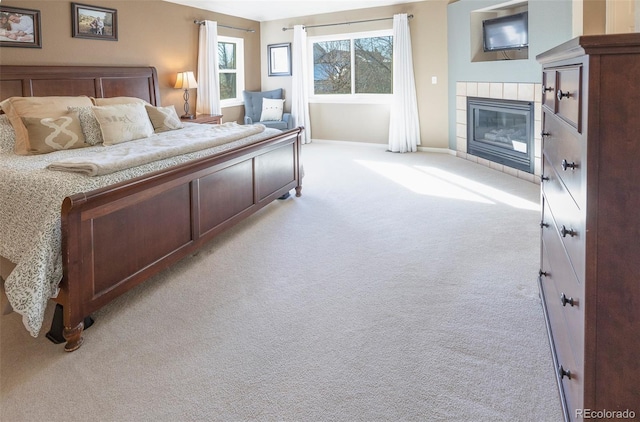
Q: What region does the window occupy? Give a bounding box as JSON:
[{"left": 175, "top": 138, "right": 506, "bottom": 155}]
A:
[
  {"left": 310, "top": 30, "right": 393, "bottom": 102},
  {"left": 218, "top": 36, "right": 244, "bottom": 107}
]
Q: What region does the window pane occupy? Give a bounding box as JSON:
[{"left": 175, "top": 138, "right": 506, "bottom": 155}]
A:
[
  {"left": 313, "top": 40, "right": 351, "bottom": 94},
  {"left": 219, "top": 42, "right": 236, "bottom": 70},
  {"left": 355, "top": 36, "right": 393, "bottom": 94},
  {"left": 219, "top": 73, "right": 236, "bottom": 100}
]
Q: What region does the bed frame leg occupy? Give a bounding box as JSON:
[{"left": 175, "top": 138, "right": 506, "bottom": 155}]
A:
[
  {"left": 63, "top": 322, "right": 85, "bottom": 352},
  {"left": 46, "top": 304, "right": 94, "bottom": 348},
  {"left": 295, "top": 186, "right": 302, "bottom": 197}
]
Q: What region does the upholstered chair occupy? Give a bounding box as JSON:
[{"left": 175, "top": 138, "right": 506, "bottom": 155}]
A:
[{"left": 242, "top": 89, "right": 293, "bottom": 130}]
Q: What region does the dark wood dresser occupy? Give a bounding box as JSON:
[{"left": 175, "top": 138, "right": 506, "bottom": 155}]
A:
[{"left": 536, "top": 34, "right": 640, "bottom": 421}]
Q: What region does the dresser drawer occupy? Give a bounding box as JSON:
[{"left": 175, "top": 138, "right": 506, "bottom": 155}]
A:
[
  {"left": 541, "top": 200, "right": 585, "bottom": 367},
  {"left": 542, "top": 157, "right": 586, "bottom": 283},
  {"left": 540, "top": 238, "right": 584, "bottom": 417},
  {"left": 542, "top": 112, "right": 584, "bottom": 208},
  {"left": 555, "top": 66, "right": 582, "bottom": 132}
]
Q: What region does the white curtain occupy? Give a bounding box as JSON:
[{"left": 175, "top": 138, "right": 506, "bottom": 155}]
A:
[
  {"left": 196, "top": 20, "right": 221, "bottom": 115},
  {"left": 291, "top": 25, "right": 312, "bottom": 144},
  {"left": 388, "top": 14, "right": 421, "bottom": 153}
]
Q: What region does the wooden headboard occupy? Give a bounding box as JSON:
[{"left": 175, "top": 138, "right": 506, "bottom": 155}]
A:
[{"left": 0, "top": 65, "right": 160, "bottom": 105}]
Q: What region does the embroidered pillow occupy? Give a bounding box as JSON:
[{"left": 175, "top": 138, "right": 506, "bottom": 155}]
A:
[
  {"left": 21, "top": 111, "right": 87, "bottom": 154},
  {"left": 68, "top": 106, "right": 104, "bottom": 146},
  {"left": 145, "top": 105, "right": 184, "bottom": 133},
  {"left": 92, "top": 103, "right": 154, "bottom": 146},
  {"left": 260, "top": 98, "right": 284, "bottom": 122},
  {"left": 0, "top": 96, "right": 93, "bottom": 155}
]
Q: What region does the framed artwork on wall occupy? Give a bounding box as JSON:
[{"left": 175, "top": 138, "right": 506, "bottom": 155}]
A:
[
  {"left": 268, "top": 43, "right": 292, "bottom": 76},
  {"left": 71, "top": 3, "right": 117, "bottom": 41},
  {"left": 0, "top": 6, "right": 42, "bottom": 49}
]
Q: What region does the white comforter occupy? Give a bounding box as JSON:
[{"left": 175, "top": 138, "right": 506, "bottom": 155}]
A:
[{"left": 0, "top": 123, "right": 281, "bottom": 336}]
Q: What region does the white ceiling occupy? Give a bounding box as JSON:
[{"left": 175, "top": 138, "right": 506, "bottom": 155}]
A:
[{"left": 164, "top": 0, "right": 425, "bottom": 22}]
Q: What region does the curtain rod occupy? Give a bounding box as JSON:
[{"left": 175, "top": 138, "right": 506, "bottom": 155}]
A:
[
  {"left": 194, "top": 20, "right": 255, "bottom": 33},
  {"left": 282, "top": 14, "right": 413, "bottom": 31}
]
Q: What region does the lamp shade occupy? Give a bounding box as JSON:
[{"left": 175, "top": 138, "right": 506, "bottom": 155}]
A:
[{"left": 174, "top": 71, "right": 198, "bottom": 89}]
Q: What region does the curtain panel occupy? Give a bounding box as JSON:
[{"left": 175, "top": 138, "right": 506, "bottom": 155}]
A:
[
  {"left": 291, "top": 25, "right": 311, "bottom": 144},
  {"left": 388, "top": 14, "right": 421, "bottom": 153},
  {"left": 196, "top": 20, "right": 221, "bottom": 116}
]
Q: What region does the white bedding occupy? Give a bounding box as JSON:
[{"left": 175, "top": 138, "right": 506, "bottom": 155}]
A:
[{"left": 0, "top": 122, "right": 281, "bottom": 337}]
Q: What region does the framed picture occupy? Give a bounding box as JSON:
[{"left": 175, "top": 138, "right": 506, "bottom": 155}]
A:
[
  {"left": 268, "top": 43, "right": 292, "bottom": 77},
  {"left": 71, "top": 3, "right": 117, "bottom": 41},
  {"left": 0, "top": 6, "right": 42, "bottom": 49}
]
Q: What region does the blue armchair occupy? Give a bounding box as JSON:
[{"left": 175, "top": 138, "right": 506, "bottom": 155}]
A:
[{"left": 243, "top": 88, "right": 293, "bottom": 130}]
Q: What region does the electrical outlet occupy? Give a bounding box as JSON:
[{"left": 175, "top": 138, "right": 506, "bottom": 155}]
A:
[{"left": 431, "top": 76, "right": 437, "bottom": 84}]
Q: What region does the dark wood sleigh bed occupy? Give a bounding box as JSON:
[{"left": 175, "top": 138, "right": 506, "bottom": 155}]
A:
[{"left": 0, "top": 65, "right": 303, "bottom": 352}]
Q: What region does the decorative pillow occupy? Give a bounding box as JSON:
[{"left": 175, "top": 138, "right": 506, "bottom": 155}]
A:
[
  {"left": 91, "top": 103, "right": 154, "bottom": 146},
  {"left": 68, "top": 106, "right": 104, "bottom": 146},
  {"left": 21, "top": 111, "right": 87, "bottom": 154},
  {"left": 92, "top": 96, "right": 149, "bottom": 106},
  {"left": 145, "top": 104, "right": 184, "bottom": 133},
  {"left": 0, "top": 115, "right": 16, "bottom": 154},
  {"left": 260, "top": 98, "right": 285, "bottom": 122},
  {"left": 0, "top": 96, "right": 93, "bottom": 155}
]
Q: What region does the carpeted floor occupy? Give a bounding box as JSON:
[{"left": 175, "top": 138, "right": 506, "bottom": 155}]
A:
[{"left": 0, "top": 141, "right": 562, "bottom": 421}]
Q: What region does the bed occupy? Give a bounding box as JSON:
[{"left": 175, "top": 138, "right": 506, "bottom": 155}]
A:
[{"left": 0, "top": 65, "right": 303, "bottom": 352}]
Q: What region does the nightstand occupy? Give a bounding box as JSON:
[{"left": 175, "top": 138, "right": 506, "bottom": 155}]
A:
[{"left": 182, "top": 114, "right": 223, "bottom": 124}]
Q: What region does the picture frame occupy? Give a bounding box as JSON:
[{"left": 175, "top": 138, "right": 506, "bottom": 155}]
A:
[
  {"left": 0, "top": 6, "right": 42, "bottom": 49},
  {"left": 71, "top": 3, "right": 117, "bottom": 41},
  {"left": 268, "top": 43, "right": 292, "bottom": 77}
]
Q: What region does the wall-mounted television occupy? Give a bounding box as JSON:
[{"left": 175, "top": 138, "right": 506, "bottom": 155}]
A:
[{"left": 482, "top": 11, "right": 528, "bottom": 52}]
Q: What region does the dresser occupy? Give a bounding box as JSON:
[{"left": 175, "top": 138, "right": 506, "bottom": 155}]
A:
[{"left": 537, "top": 34, "right": 640, "bottom": 421}]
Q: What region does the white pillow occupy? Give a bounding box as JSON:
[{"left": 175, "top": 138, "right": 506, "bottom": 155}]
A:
[
  {"left": 260, "top": 98, "right": 284, "bottom": 122},
  {"left": 92, "top": 103, "right": 154, "bottom": 146}
]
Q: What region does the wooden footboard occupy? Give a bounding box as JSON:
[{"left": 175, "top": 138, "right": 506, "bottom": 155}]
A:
[{"left": 58, "top": 127, "right": 302, "bottom": 351}]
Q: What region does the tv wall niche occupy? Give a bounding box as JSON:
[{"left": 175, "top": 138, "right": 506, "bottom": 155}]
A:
[{"left": 471, "top": 1, "right": 529, "bottom": 63}]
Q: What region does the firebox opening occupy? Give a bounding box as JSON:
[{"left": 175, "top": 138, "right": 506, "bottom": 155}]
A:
[{"left": 467, "top": 96, "right": 534, "bottom": 174}]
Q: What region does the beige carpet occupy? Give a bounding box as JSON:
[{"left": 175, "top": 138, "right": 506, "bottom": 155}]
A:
[{"left": 0, "top": 141, "right": 562, "bottom": 422}]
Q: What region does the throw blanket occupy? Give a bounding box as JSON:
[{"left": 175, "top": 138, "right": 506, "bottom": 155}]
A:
[{"left": 47, "top": 122, "right": 265, "bottom": 176}]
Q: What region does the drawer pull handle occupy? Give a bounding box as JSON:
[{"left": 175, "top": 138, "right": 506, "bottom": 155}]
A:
[
  {"left": 541, "top": 131, "right": 551, "bottom": 138},
  {"left": 540, "top": 221, "right": 549, "bottom": 228},
  {"left": 560, "top": 293, "right": 575, "bottom": 307},
  {"left": 558, "top": 365, "right": 572, "bottom": 380},
  {"left": 557, "top": 89, "right": 571, "bottom": 100},
  {"left": 542, "top": 85, "right": 554, "bottom": 95},
  {"left": 539, "top": 269, "right": 548, "bottom": 277},
  {"left": 540, "top": 175, "right": 549, "bottom": 182},
  {"left": 560, "top": 225, "right": 577, "bottom": 237},
  {"left": 561, "top": 159, "right": 577, "bottom": 171}
]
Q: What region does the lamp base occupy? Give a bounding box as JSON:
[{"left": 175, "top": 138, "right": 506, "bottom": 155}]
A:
[{"left": 181, "top": 114, "right": 195, "bottom": 120}]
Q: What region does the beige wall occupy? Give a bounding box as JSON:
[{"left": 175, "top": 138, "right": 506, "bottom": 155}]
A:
[
  {"left": 0, "top": 0, "right": 262, "bottom": 124},
  {"left": 1, "top": 1, "right": 449, "bottom": 147},
  {"left": 260, "top": 1, "right": 450, "bottom": 148}
]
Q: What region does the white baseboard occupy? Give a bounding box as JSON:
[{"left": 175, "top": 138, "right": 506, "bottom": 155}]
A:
[{"left": 311, "top": 139, "right": 454, "bottom": 155}]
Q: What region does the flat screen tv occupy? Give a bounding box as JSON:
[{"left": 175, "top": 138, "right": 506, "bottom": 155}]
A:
[{"left": 482, "top": 12, "right": 528, "bottom": 52}]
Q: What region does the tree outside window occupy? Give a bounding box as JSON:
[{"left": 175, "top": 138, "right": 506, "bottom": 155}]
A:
[
  {"left": 218, "top": 36, "right": 244, "bottom": 106},
  {"left": 312, "top": 32, "right": 393, "bottom": 96}
]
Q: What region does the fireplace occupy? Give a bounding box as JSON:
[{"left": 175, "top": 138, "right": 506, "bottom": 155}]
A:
[{"left": 467, "top": 97, "right": 534, "bottom": 173}]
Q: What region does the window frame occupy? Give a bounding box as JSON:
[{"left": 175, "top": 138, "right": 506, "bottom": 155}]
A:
[
  {"left": 218, "top": 35, "right": 245, "bottom": 108},
  {"left": 308, "top": 29, "right": 393, "bottom": 104}
]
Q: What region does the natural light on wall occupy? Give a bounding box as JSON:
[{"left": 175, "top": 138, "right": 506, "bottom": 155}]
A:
[{"left": 355, "top": 160, "right": 539, "bottom": 210}]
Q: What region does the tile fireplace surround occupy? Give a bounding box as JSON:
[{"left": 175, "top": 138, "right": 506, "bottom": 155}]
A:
[{"left": 456, "top": 81, "right": 542, "bottom": 184}]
